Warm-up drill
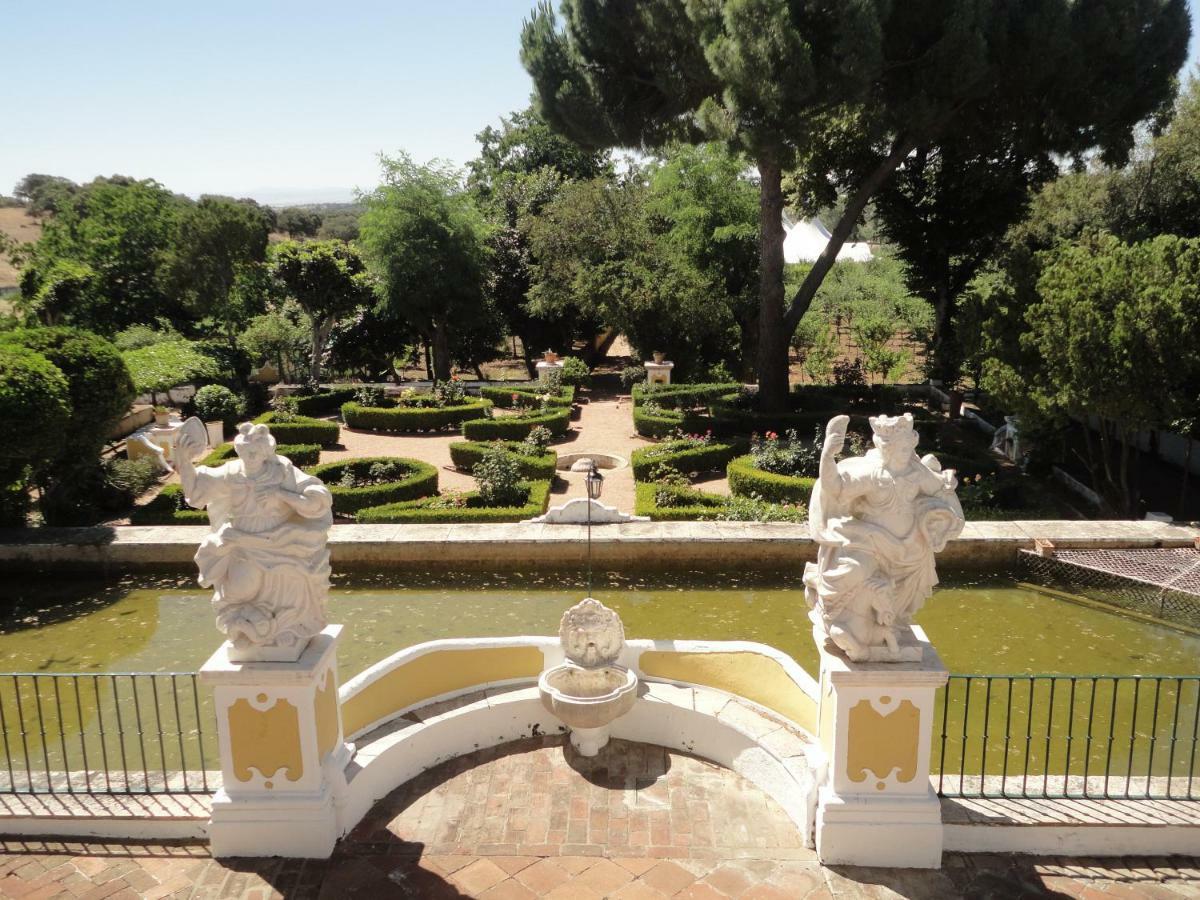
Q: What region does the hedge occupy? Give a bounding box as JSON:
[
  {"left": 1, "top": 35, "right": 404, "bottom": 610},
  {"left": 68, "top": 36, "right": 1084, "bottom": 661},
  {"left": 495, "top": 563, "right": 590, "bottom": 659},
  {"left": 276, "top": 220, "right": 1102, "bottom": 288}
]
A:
[
  {"left": 253, "top": 412, "right": 341, "bottom": 446},
  {"left": 357, "top": 479, "right": 552, "bottom": 524},
  {"left": 129, "top": 484, "right": 207, "bottom": 525},
  {"left": 305, "top": 457, "right": 438, "bottom": 515},
  {"left": 631, "top": 382, "right": 740, "bottom": 407},
  {"left": 449, "top": 440, "right": 557, "bottom": 480},
  {"left": 461, "top": 406, "right": 570, "bottom": 441},
  {"left": 342, "top": 399, "right": 493, "bottom": 432},
  {"left": 630, "top": 440, "right": 739, "bottom": 481},
  {"left": 633, "top": 482, "right": 731, "bottom": 521},
  {"left": 294, "top": 389, "right": 357, "bottom": 417},
  {"left": 202, "top": 442, "right": 321, "bottom": 467},
  {"left": 480, "top": 384, "right": 575, "bottom": 409},
  {"left": 726, "top": 455, "right": 816, "bottom": 504},
  {"left": 630, "top": 382, "right": 738, "bottom": 438}
]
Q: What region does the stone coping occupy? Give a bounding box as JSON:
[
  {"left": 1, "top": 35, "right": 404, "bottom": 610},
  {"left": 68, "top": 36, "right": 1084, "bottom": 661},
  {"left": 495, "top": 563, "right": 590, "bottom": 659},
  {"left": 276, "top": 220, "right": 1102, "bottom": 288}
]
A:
[{"left": 0, "top": 519, "right": 1193, "bottom": 572}]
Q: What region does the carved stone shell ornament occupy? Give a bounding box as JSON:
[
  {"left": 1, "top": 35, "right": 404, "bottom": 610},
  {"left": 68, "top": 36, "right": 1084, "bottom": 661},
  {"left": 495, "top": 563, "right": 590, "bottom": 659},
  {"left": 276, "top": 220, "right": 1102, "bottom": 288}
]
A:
[{"left": 558, "top": 598, "right": 625, "bottom": 668}]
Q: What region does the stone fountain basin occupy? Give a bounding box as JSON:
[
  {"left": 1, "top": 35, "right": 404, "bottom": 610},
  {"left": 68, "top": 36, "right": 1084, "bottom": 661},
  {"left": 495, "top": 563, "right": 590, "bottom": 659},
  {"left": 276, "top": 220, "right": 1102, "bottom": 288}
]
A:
[
  {"left": 555, "top": 451, "right": 628, "bottom": 472},
  {"left": 538, "top": 663, "right": 638, "bottom": 729}
]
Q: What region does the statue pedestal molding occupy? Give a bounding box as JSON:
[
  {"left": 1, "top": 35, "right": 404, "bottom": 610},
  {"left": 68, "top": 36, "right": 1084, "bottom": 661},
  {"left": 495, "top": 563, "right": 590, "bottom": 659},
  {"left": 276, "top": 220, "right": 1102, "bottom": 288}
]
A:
[
  {"left": 200, "top": 625, "right": 350, "bottom": 858},
  {"left": 813, "top": 625, "right": 948, "bottom": 868}
]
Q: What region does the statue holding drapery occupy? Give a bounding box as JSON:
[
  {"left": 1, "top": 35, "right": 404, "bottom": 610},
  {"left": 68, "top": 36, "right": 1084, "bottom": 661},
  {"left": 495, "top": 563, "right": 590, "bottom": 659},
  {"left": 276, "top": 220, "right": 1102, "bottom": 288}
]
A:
[
  {"left": 804, "top": 413, "right": 964, "bottom": 662},
  {"left": 174, "top": 419, "right": 333, "bottom": 662}
]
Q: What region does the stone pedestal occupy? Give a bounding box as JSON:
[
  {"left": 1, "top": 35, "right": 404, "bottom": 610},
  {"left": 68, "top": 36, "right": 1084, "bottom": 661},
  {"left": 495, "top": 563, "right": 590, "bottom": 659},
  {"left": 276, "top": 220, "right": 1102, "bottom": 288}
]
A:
[
  {"left": 813, "top": 625, "right": 947, "bottom": 868},
  {"left": 536, "top": 360, "right": 564, "bottom": 384},
  {"left": 643, "top": 360, "right": 674, "bottom": 386},
  {"left": 200, "top": 626, "right": 350, "bottom": 858}
]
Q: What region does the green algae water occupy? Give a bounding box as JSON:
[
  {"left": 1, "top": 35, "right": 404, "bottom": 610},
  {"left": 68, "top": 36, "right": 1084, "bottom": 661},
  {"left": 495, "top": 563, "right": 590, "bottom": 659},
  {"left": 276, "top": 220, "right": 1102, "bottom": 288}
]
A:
[
  {"left": 0, "top": 570, "right": 1196, "bottom": 788},
  {"left": 1, "top": 570, "right": 1197, "bottom": 678}
]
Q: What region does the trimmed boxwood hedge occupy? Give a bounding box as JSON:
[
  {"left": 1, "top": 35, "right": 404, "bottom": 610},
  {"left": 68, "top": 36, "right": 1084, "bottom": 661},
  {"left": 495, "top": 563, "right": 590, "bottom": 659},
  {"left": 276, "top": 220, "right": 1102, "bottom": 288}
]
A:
[
  {"left": 633, "top": 482, "right": 731, "bottom": 521},
  {"left": 294, "top": 389, "right": 357, "bottom": 417},
  {"left": 480, "top": 384, "right": 575, "bottom": 409},
  {"left": 305, "top": 456, "right": 438, "bottom": 515},
  {"left": 449, "top": 440, "right": 557, "bottom": 479},
  {"left": 357, "top": 479, "right": 552, "bottom": 523},
  {"left": 631, "top": 382, "right": 738, "bottom": 438},
  {"left": 253, "top": 412, "right": 341, "bottom": 446},
  {"left": 201, "top": 442, "right": 321, "bottom": 468},
  {"left": 461, "top": 406, "right": 570, "bottom": 441},
  {"left": 630, "top": 440, "right": 739, "bottom": 481},
  {"left": 129, "top": 484, "right": 207, "bottom": 525},
  {"left": 726, "top": 455, "right": 816, "bottom": 504},
  {"left": 341, "top": 398, "right": 492, "bottom": 432}
]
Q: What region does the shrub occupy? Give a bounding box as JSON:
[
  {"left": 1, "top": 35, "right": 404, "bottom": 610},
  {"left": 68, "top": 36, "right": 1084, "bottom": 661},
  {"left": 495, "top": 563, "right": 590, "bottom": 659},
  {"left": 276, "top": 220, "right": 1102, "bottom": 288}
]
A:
[
  {"left": 523, "top": 425, "right": 554, "bottom": 455},
  {"left": 0, "top": 327, "right": 135, "bottom": 456},
  {"left": 634, "top": 481, "right": 806, "bottom": 522},
  {"left": 253, "top": 411, "right": 340, "bottom": 446},
  {"left": 342, "top": 398, "right": 493, "bottom": 432},
  {"left": 356, "top": 479, "right": 552, "bottom": 524},
  {"left": 193, "top": 385, "right": 243, "bottom": 428},
  {"left": 630, "top": 437, "right": 738, "bottom": 481},
  {"left": 749, "top": 428, "right": 820, "bottom": 477},
  {"left": 620, "top": 365, "right": 647, "bottom": 389},
  {"left": 461, "top": 405, "right": 570, "bottom": 441},
  {"left": 270, "top": 395, "right": 300, "bottom": 421},
  {"left": 434, "top": 378, "right": 467, "bottom": 405},
  {"left": 559, "top": 356, "right": 591, "bottom": 387},
  {"left": 295, "top": 388, "right": 358, "bottom": 417},
  {"left": 0, "top": 346, "right": 71, "bottom": 466},
  {"left": 305, "top": 456, "right": 438, "bottom": 514},
  {"left": 353, "top": 385, "right": 387, "bottom": 407},
  {"left": 122, "top": 340, "right": 221, "bottom": 402},
  {"left": 474, "top": 443, "right": 525, "bottom": 507},
  {"left": 449, "top": 440, "right": 557, "bottom": 479},
  {"left": 202, "top": 442, "right": 321, "bottom": 468},
  {"left": 481, "top": 384, "right": 575, "bottom": 409},
  {"left": 726, "top": 455, "right": 816, "bottom": 504},
  {"left": 715, "top": 493, "right": 807, "bottom": 523},
  {"left": 129, "top": 483, "right": 207, "bottom": 524},
  {"left": 99, "top": 457, "right": 159, "bottom": 511}
]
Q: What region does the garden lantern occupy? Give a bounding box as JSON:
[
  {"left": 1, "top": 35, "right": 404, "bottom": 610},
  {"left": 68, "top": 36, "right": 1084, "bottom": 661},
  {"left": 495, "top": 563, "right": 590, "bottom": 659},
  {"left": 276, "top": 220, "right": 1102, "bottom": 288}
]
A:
[{"left": 585, "top": 462, "right": 604, "bottom": 500}]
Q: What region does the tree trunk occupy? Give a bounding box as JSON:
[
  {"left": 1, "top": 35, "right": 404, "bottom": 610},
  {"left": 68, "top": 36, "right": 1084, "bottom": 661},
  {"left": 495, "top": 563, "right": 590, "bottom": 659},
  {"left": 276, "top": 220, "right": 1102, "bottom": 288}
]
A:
[
  {"left": 423, "top": 338, "right": 433, "bottom": 380},
  {"left": 1179, "top": 437, "right": 1193, "bottom": 520},
  {"left": 431, "top": 318, "right": 452, "bottom": 381},
  {"left": 309, "top": 317, "right": 332, "bottom": 385},
  {"left": 782, "top": 136, "right": 918, "bottom": 337},
  {"left": 930, "top": 273, "right": 957, "bottom": 384},
  {"left": 756, "top": 155, "right": 789, "bottom": 412}
]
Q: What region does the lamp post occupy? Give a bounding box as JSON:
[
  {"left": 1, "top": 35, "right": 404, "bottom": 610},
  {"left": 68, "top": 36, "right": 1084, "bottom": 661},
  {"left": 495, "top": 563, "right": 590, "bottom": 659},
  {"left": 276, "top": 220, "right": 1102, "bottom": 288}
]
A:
[{"left": 585, "top": 461, "right": 604, "bottom": 596}]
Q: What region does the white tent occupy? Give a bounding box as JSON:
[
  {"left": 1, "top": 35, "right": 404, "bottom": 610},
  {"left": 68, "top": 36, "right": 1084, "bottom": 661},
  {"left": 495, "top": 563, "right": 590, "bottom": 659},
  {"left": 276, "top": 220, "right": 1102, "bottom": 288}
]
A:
[{"left": 782, "top": 213, "right": 873, "bottom": 264}]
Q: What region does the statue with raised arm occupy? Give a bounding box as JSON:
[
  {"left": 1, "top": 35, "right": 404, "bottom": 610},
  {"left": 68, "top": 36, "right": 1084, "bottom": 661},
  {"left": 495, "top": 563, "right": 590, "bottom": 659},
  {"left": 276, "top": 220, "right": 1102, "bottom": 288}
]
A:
[
  {"left": 804, "top": 413, "right": 964, "bottom": 662},
  {"left": 174, "top": 419, "right": 334, "bottom": 662}
]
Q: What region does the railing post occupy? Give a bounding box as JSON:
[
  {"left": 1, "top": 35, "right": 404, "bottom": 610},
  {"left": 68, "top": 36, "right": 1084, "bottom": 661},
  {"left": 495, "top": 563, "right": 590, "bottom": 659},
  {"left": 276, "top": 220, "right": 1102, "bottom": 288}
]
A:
[
  {"left": 199, "top": 626, "right": 350, "bottom": 858},
  {"left": 813, "top": 625, "right": 949, "bottom": 868}
]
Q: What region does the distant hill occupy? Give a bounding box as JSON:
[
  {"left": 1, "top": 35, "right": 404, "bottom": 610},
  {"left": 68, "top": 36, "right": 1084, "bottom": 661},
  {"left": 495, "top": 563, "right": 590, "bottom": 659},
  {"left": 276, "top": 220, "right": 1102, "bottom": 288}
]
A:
[{"left": 0, "top": 207, "right": 41, "bottom": 291}]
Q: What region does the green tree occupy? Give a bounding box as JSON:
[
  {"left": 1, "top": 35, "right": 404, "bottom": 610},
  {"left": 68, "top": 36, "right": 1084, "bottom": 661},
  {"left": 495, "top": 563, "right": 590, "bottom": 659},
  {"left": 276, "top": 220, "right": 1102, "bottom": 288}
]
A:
[
  {"left": 163, "top": 196, "right": 271, "bottom": 338},
  {"left": 521, "top": 0, "right": 1190, "bottom": 409},
  {"left": 269, "top": 240, "right": 374, "bottom": 384},
  {"left": 0, "top": 347, "right": 72, "bottom": 525},
  {"left": 239, "top": 303, "right": 310, "bottom": 382},
  {"left": 358, "top": 154, "right": 494, "bottom": 381},
  {"left": 647, "top": 143, "right": 760, "bottom": 377},
  {"left": 277, "top": 207, "right": 323, "bottom": 239},
  {"left": 12, "top": 174, "right": 78, "bottom": 216},
  {"left": 122, "top": 340, "right": 222, "bottom": 404},
  {"left": 983, "top": 233, "right": 1200, "bottom": 515},
  {"left": 19, "top": 177, "right": 184, "bottom": 333}
]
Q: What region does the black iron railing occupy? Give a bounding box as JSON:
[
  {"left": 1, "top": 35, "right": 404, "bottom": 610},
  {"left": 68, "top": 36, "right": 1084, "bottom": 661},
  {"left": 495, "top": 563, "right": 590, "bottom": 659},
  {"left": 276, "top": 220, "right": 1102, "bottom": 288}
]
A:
[
  {"left": 0, "top": 672, "right": 216, "bottom": 795},
  {"left": 935, "top": 674, "right": 1200, "bottom": 800}
]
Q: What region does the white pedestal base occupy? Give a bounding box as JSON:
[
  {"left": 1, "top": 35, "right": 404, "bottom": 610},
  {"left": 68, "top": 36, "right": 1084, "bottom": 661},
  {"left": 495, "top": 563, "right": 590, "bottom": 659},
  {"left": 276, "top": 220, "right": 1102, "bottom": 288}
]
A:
[
  {"left": 568, "top": 725, "right": 611, "bottom": 757},
  {"left": 208, "top": 788, "right": 339, "bottom": 859},
  {"left": 816, "top": 786, "right": 944, "bottom": 868}
]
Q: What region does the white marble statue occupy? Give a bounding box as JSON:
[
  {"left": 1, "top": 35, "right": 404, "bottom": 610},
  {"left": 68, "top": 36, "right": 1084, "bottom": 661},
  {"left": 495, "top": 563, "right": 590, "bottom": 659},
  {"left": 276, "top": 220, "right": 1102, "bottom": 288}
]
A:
[
  {"left": 174, "top": 419, "right": 334, "bottom": 662},
  {"left": 804, "top": 413, "right": 964, "bottom": 662}
]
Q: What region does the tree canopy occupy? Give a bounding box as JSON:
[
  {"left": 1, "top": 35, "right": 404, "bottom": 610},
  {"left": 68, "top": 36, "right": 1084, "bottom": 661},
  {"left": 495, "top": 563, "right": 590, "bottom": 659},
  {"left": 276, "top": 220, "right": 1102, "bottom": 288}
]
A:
[{"left": 521, "top": 0, "right": 1191, "bottom": 409}]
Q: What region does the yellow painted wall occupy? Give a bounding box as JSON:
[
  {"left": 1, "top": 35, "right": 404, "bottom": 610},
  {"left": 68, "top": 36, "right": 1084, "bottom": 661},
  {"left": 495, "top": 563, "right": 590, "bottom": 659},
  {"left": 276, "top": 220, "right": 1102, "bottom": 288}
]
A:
[
  {"left": 315, "top": 672, "right": 339, "bottom": 761},
  {"left": 846, "top": 698, "right": 920, "bottom": 785},
  {"left": 341, "top": 646, "right": 543, "bottom": 737},
  {"left": 228, "top": 696, "right": 303, "bottom": 784},
  {"left": 638, "top": 650, "right": 818, "bottom": 734}
]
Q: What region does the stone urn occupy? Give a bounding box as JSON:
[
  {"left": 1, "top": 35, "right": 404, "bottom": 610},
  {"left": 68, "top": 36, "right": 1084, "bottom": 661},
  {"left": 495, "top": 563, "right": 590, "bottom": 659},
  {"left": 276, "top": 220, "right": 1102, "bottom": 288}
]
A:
[
  {"left": 652, "top": 350, "right": 666, "bottom": 364},
  {"left": 543, "top": 350, "right": 559, "bottom": 364}
]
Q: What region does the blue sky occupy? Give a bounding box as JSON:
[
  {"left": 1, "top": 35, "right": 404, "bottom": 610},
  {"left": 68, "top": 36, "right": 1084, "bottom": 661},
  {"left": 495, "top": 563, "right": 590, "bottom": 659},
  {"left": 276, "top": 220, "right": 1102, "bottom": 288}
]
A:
[{"left": 4, "top": 0, "right": 1199, "bottom": 206}]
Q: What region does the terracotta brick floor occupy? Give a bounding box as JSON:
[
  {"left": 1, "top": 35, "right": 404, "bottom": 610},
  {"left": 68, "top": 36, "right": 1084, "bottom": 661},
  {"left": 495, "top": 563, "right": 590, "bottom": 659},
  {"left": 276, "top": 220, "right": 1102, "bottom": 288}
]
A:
[{"left": 2, "top": 737, "right": 1199, "bottom": 898}]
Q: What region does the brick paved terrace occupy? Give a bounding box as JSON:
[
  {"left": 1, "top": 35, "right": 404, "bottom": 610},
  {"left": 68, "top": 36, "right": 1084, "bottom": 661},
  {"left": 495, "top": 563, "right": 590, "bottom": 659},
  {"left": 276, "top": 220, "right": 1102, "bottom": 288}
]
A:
[{"left": 3, "top": 736, "right": 1200, "bottom": 898}]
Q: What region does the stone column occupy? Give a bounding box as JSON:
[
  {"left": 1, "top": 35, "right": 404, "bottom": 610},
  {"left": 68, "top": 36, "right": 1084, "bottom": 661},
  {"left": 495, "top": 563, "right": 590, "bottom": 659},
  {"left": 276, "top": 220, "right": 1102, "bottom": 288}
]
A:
[
  {"left": 200, "top": 625, "right": 350, "bottom": 858},
  {"left": 813, "top": 625, "right": 948, "bottom": 868},
  {"left": 643, "top": 360, "right": 674, "bottom": 386}
]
